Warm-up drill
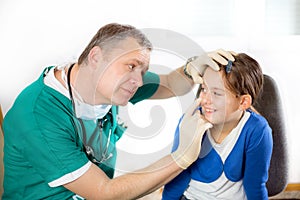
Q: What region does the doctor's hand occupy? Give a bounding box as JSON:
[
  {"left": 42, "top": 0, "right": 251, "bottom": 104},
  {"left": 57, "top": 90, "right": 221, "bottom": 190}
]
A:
[
  {"left": 171, "top": 98, "right": 212, "bottom": 169},
  {"left": 185, "top": 49, "right": 237, "bottom": 84}
]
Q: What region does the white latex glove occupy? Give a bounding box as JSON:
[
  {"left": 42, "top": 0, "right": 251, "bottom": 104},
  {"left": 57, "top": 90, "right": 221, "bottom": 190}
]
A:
[
  {"left": 186, "top": 49, "right": 237, "bottom": 84},
  {"left": 171, "top": 98, "right": 212, "bottom": 169}
]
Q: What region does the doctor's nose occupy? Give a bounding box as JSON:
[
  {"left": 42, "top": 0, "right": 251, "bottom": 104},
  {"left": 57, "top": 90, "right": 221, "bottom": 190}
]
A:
[{"left": 130, "top": 74, "right": 143, "bottom": 87}]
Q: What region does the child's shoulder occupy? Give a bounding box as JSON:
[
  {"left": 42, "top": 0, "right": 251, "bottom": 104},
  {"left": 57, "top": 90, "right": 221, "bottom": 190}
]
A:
[
  {"left": 247, "top": 109, "right": 269, "bottom": 125},
  {"left": 245, "top": 109, "right": 272, "bottom": 136}
]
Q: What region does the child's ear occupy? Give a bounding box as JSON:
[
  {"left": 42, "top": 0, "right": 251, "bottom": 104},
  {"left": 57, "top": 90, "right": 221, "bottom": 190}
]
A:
[{"left": 239, "top": 94, "right": 252, "bottom": 110}]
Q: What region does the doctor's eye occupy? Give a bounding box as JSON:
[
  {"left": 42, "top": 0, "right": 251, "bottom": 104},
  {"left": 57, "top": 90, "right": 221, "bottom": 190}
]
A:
[{"left": 128, "top": 64, "right": 136, "bottom": 71}]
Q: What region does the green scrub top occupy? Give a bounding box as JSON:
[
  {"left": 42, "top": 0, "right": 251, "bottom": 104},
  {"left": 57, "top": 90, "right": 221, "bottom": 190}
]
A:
[{"left": 2, "top": 66, "right": 160, "bottom": 200}]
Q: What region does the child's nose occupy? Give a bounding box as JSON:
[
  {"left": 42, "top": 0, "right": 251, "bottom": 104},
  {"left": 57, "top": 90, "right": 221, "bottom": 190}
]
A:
[{"left": 201, "top": 92, "right": 212, "bottom": 105}]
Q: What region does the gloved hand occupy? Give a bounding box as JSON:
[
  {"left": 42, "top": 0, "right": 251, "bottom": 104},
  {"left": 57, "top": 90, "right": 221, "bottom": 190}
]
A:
[
  {"left": 185, "top": 49, "right": 237, "bottom": 83},
  {"left": 171, "top": 98, "right": 212, "bottom": 169}
]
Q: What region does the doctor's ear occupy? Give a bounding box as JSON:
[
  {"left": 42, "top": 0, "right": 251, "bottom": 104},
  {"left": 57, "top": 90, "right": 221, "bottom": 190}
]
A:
[
  {"left": 239, "top": 94, "right": 252, "bottom": 110},
  {"left": 88, "top": 46, "right": 103, "bottom": 68}
]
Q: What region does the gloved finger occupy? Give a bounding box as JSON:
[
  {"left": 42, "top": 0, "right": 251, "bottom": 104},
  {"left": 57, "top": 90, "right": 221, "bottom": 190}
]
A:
[
  {"left": 208, "top": 51, "right": 229, "bottom": 66},
  {"left": 184, "top": 98, "right": 202, "bottom": 117},
  {"left": 205, "top": 58, "right": 220, "bottom": 71},
  {"left": 197, "top": 120, "right": 213, "bottom": 134},
  {"left": 208, "top": 49, "right": 236, "bottom": 66},
  {"left": 190, "top": 68, "right": 203, "bottom": 84},
  {"left": 210, "top": 60, "right": 221, "bottom": 71},
  {"left": 216, "top": 49, "right": 235, "bottom": 62},
  {"left": 189, "top": 115, "right": 212, "bottom": 143},
  {"left": 191, "top": 74, "right": 203, "bottom": 84},
  {"left": 195, "top": 105, "right": 213, "bottom": 127},
  {"left": 197, "top": 118, "right": 213, "bottom": 131},
  {"left": 229, "top": 50, "right": 238, "bottom": 56},
  {"left": 192, "top": 54, "right": 220, "bottom": 71},
  {"left": 201, "top": 54, "right": 220, "bottom": 71}
]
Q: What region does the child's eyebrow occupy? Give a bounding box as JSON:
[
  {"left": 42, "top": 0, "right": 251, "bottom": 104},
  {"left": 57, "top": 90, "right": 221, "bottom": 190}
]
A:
[
  {"left": 202, "top": 84, "right": 226, "bottom": 92},
  {"left": 211, "top": 87, "right": 225, "bottom": 92}
]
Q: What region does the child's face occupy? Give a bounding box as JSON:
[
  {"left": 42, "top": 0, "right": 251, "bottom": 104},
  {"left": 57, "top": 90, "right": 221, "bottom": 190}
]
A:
[{"left": 199, "top": 67, "right": 242, "bottom": 126}]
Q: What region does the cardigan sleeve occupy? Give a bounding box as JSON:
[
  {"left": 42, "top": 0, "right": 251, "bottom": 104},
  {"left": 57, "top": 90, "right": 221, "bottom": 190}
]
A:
[
  {"left": 243, "top": 121, "right": 273, "bottom": 200},
  {"left": 162, "top": 168, "right": 191, "bottom": 200}
]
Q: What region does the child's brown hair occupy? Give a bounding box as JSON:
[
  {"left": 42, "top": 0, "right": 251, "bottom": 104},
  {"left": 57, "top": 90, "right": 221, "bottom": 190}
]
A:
[{"left": 219, "top": 53, "right": 264, "bottom": 112}]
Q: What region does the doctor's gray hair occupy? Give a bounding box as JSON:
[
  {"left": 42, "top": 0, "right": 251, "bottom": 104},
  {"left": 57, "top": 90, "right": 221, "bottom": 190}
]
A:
[{"left": 78, "top": 23, "right": 153, "bottom": 65}]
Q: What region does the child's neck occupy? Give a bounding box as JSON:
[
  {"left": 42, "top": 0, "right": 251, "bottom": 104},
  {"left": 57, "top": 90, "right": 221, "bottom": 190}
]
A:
[{"left": 210, "top": 111, "right": 245, "bottom": 144}]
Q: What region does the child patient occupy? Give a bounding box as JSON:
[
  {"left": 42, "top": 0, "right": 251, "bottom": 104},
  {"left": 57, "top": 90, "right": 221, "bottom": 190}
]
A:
[{"left": 162, "top": 53, "right": 273, "bottom": 200}]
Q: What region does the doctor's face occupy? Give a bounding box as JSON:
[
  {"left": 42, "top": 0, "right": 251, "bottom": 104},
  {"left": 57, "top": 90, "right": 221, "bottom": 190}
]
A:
[
  {"left": 199, "top": 68, "right": 241, "bottom": 126},
  {"left": 96, "top": 38, "right": 150, "bottom": 106}
]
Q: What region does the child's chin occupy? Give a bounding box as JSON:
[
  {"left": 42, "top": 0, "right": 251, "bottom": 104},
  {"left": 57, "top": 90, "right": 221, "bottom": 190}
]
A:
[{"left": 204, "top": 117, "right": 214, "bottom": 125}]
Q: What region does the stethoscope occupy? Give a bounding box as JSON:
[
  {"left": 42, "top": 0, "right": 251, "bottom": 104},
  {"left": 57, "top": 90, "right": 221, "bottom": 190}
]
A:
[{"left": 67, "top": 63, "right": 113, "bottom": 164}]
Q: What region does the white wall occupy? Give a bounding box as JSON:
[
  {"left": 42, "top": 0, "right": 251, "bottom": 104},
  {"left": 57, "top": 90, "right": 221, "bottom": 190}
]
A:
[{"left": 0, "top": 0, "right": 299, "bottom": 183}]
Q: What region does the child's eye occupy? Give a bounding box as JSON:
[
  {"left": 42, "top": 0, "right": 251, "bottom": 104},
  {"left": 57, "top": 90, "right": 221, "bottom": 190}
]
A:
[
  {"left": 213, "top": 91, "right": 223, "bottom": 96},
  {"left": 200, "top": 87, "right": 207, "bottom": 93}
]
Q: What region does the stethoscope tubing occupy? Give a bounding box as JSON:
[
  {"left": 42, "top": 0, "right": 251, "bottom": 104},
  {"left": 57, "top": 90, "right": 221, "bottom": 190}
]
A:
[{"left": 66, "top": 64, "right": 112, "bottom": 164}]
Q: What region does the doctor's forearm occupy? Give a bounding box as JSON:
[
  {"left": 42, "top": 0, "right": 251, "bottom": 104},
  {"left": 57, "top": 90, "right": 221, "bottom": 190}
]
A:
[
  {"left": 106, "top": 155, "right": 183, "bottom": 199},
  {"left": 167, "top": 67, "right": 194, "bottom": 96},
  {"left": 150, "top": 66, "right": 194, "bottom": 99},
  {"left": 64, "top": 155, "right": 182, "bottom": 200}
]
